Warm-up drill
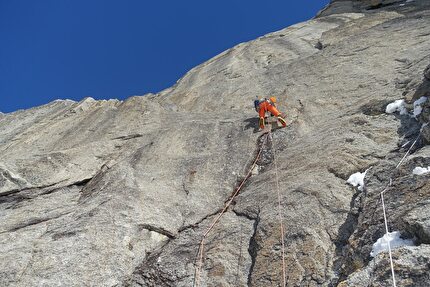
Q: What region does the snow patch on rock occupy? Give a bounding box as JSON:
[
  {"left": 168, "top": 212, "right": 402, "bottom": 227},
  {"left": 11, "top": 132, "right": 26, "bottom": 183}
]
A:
[
  {"left": 347, "top": 170, "right": 368, "bottom": 191},
  {"left": 413, "top": 96, "right": 427, "bottom": 118},
  {"left": 413, "top": 166, "right": 430, "bottom": 175},
  {"left": 386, "top": 100, "right": 407, "bottom": 115},
  {"left": 385, "top": 97, "right": 427, "bottom": 118},
  {"left": 370, "top": 231, "right": 415, "bottom": 257}
]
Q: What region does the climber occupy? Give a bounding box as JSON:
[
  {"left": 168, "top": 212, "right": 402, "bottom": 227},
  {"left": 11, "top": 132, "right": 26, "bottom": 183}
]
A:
[{"left": 254, "top": 97, "right": 287, "bottom": 130}]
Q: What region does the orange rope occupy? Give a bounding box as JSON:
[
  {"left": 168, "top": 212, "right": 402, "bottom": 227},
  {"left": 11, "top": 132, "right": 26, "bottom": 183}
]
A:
[{"left": 194, "top": 133, "right": 269, "bottom": 287}]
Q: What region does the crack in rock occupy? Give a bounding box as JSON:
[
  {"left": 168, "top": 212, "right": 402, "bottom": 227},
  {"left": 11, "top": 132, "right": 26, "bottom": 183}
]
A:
[
  {"left": 112, "top": 134, "right": 144, "bottom": 141},
  {"left": 139, "top": 224, "right": 176, "bottom": 240},
  {"left": 1, "top": 211, "right": 72, "bottom": 234},
  {"left": 247, "top": 212, "right": 261, "bottom": 287}
]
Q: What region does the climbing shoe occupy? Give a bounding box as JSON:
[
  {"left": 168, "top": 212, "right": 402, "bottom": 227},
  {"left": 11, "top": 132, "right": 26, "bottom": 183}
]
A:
[
  {"left": 277, "top": 116, "right": 287, "bottom": 127},
  {"left": 259, "top": 117, "right": 265, "bottom": 129}
]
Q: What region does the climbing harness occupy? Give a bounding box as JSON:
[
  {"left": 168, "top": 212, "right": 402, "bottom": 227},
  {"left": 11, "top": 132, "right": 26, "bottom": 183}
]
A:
[{"left": 194, "top": 133, "right": 269, "bottom": 287}]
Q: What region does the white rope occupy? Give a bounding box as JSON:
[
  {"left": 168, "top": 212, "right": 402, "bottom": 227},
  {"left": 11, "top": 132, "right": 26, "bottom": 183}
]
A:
[
  {"left": 380, "top": 179, "right": 396, "bottom": 287},
  {"left": 377, "top": 134, "right": 420, "bottom": 287},
  {"left": 395, "top": 135, "right": 420, "bottom": 169},
  {"left": 269, "top": 124, "right": 287, "bottom": 286}
]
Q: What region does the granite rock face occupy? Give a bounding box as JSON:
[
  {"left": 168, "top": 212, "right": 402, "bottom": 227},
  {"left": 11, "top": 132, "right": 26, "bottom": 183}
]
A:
[
  {"left": 1, "top": 1, "right": 430, "bottom": 286},
  {"left": 318, "top": 0, "right": 430, "bottom": 17}
]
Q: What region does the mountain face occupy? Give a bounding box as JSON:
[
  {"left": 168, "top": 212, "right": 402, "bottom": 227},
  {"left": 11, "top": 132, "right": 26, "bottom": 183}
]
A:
[{"left": 1, "top": 1, "right": 430, "bottom": 286}]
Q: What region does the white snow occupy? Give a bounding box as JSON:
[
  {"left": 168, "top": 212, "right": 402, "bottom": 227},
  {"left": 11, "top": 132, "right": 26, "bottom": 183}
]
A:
[
  {"left": 406, "top": 0, "right": 414, "bottom": 2},
  {"left": 347, "top": 170, "right": 367, "bottom": 191},
  {"left": 413, "top": 166, "right": 430, "bottom": 175},
  {"left": 386, "top": 97, "right": 427, "bottom": 118},
  {"left": 370, "top": 231, "right": 414, "bottom": 257},
  {"left": 385, "top": 100, "right": 407, "bottom": 115},
  {"left": 414, "top": 106, "right": 422, "bottom": 117},
  {"left": 413, "top": 96, "right": 427, "bottom": 117}
]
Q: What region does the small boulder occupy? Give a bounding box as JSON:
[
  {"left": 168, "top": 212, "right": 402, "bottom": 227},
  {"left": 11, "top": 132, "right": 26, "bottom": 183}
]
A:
[{"left": 404, "top": 205, "right": 430, "bottom": 244}]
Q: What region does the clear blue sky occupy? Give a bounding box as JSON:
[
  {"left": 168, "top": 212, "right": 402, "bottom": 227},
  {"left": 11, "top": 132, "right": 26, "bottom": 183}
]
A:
[{"left": 0, "top": 0, "right": 329, "bottom": 113}]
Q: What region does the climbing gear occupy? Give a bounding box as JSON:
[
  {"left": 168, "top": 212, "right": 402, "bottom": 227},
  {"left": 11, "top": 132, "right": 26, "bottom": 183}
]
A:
[
  {"left": 277, "top": 116, "right": 287, "bottom": 127},
  {"left": 259, "top": 117, "right": 265, "bottom": 129},
  {"left": 255, "top": 97, "right": 271, "bottom": 113},
  {"left": 270, "top": 96, "right": 277, "bottom": 104},
  {"left": 254, "top": 97, "right": 262, "bottom": 112}
]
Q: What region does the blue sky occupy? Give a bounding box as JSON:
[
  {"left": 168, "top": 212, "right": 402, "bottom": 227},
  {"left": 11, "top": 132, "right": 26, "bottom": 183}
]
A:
[{"left": 0, "top": 0, "right": 329, "bottom": 113}]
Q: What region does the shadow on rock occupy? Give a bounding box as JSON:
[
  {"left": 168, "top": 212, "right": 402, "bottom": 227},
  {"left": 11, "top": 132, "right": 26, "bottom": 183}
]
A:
[
  {"left": 395, "top": 113, "right": 425, "bottom": 152},
  {"left": 244, "top": 117, "right": 260, "bottom": 133}
]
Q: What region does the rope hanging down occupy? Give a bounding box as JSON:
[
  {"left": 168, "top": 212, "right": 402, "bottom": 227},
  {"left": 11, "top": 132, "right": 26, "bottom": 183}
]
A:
[
  {"left": 377, "top": 134, "right": 420, "bottom": 287},
  {"left": 268, "top": 127, "right": 287, "bottom": 287},
  {"left": 194, "top": 133, "right": 269, "bottom": 287},
  {"left": 194, "top": 120, "right": 288, "bottom": 287},
  {"left": 380, "top": 180, "right": 396, "bottom": 287}
]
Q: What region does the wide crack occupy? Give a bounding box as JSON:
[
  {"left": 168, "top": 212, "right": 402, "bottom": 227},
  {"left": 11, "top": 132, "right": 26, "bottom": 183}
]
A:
[
  {"left": 0, "top": 178, "right": 92, "bottom": 207},
  {"left": 331, "top": 186, "right": 366, "bottom": 284},
  {"left": 2, "top": 211, "right": 73, "bottom": 234},
  {"left": 246, "top": 211, "right": 261, "bottom": 286}
]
